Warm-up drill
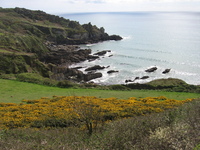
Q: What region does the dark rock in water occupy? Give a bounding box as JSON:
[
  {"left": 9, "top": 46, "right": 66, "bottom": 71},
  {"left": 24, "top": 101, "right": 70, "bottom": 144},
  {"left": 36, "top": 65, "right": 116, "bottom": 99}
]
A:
[
  {"left": 106, "top": 66, "right": 110, "bottom": 68},
  {"left": 125, "top": 79, "right": 133, "bottom": 83},
  {"left": 109, "top": 35, "right": 123, "bottom": 41},
  {"left": 108, "top": 55, "right": 113, "bottom": 57},
  {"left": 140, "top": 76, "right": 149, "bottom": 79},
  {"left": 93, "top": 50, "right": 111, "bottom": 56},
  {"left": 85, "top": 65, "right": 105, "bottom": 71},
  {"left": 87, "top": 55, "right": 99, "bottom": 62},
  {"left": 125, "top": 77, "right": 140, "bottom": 83},
  {"left": 84, "top": 72, "right": 102, "bottom": 81},
  {"left": 134, "top": 77, "right": 140, "bottom": 80},
  {"left": 162, "top": 69, "right": 171, "bottom": 74},
  {"left": 71, "top": 66, "right": 83, "bottom": 69},
  {"left": 107, "top": 70, "right": 119, "bottom": 74},
  {"left": 93, "top": 51, "right": 107, "bottom": 56},
  {"left": 145, "top": 67, "right": 157, "bottom": 73},
  {"left": 49, "top": 65, "right": 104, "bottom": 82}
]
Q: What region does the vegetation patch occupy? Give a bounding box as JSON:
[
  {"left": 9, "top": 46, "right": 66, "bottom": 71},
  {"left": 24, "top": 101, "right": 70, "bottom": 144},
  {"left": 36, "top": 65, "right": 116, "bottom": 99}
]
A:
[
  {"left": 1, "top": 79, "right": 199, "bottom": 103},
  {"left": 125, "top": 78, "right": 200, "bottom": 93},
  {"left": 0, "top": 96, "right": 194, "bottom": 131},
  {"left": 16, "top": 73, "right": 57, "bottom": 86},
  {"left": 0, "top": 49, "right": 12, "bottom": 53},
  {"left": 0, "top": 98, "right": 199, "bottom": 149}
]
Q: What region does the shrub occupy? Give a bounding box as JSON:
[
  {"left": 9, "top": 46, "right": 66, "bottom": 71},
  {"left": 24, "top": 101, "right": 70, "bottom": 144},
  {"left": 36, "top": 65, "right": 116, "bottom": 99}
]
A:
[
  {"left": 16, "top": 73, "right": 57, "bottom": 86},
  {"left": 0, "top": 73, "right": 16, "bottom": 80},
  {"left": 0, "top": 96, "right": 195, "bottom": 130},
  {"left": 108, "top": 84, "right": 130, "bottom": 90},
  {"left": 0, "top": 99, "right": 199, "bottom": 149},
  {"left": 57, "top": 80, "right": 75, "bottom": 88}
]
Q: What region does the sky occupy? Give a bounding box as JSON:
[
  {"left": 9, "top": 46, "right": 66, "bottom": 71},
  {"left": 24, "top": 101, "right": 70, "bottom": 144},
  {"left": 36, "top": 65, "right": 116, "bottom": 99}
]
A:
[{"left": 1, "top": 0, "right": 200, "bottom": 14}]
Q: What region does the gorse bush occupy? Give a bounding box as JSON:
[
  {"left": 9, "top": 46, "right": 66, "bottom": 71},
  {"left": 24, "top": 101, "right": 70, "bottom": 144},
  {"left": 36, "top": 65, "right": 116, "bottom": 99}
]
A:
[
  {"left": 0, "top": 96, "right": 194, "bottom": 131},
  {"left": 0, "top": 99, "right": 199, "bottom": 150},
  {"left": 93, "top": 99, "right": 200, "bottom": 150}
]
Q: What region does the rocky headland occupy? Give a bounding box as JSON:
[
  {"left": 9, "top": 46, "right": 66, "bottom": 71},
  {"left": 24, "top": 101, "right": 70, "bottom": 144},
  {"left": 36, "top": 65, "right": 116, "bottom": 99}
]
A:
[{"left": 0, "top": 7, "right": 122, "bottom": 83}]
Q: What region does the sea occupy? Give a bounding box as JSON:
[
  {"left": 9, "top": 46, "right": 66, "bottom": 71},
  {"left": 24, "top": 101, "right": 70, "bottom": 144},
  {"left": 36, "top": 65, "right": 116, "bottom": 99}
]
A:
[{"left": 61, "top": 12, "right": 200, "bottom": 85}]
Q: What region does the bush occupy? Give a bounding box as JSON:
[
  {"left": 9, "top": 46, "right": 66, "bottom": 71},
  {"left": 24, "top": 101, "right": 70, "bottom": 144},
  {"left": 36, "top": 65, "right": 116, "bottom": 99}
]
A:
[
  {"left": 16, "top": 73, "right": 57, "bottom": 86},
  {"left": 88, "top": 99, "right": 200, "bottom": 150},
  {"left": 0, "top": 99, "right": 199, "bottom": 149},
  {"left": 108, "top": 84, "right": 130, "bottom": 90},
  {"left": 31, "top": 118, "right": 74, "bottom": 128},
  {"left": 57, "top": 80, "right": 75, "bottom": 88},
  {"left": 0, "top": 73, "right": 16, "bottom": 80}
]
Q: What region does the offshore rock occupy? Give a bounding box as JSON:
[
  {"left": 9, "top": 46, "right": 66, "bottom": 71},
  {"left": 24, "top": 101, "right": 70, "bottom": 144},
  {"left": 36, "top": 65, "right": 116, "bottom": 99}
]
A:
[
  {"left": 109, "top": 35, "right": 123, "bottom": 41},
  {"left": 162, "top": 69, "right": 171, "bottom": 74},
  {"left": 107, "top": 70, "right": 119, "bottom": 74},
  {"left": 85, "top": 65, "right": 105, "bottom": 72},
  {"left": 87, "top": 55, "right": 99, "bottom": 62},
  {"left": 145, "top": 67, "right": 157, "bottom": 73},
  {"left": 140, "top": 76, "right": 149, "bottom": 79},
  {"left": 93, "top": 50, "right": 111, "bottom": 56}
]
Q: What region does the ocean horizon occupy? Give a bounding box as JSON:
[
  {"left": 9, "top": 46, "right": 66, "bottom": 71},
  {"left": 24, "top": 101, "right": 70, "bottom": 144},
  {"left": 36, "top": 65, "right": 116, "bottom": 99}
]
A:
[{"left": 61, "top": 12, "right": 200, "bottom": 85}]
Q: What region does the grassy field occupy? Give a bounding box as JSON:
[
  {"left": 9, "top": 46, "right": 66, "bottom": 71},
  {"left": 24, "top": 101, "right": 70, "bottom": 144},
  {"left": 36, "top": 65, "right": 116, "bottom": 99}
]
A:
[{"left": 0, "top": 79, "right": 199, "bottom": 103}]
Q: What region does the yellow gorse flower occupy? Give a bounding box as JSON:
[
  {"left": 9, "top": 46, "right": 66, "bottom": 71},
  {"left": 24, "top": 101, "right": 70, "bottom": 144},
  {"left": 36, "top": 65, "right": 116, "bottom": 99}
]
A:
[{"left": 0, "top": 96, "right": 195, "bottom": 129}]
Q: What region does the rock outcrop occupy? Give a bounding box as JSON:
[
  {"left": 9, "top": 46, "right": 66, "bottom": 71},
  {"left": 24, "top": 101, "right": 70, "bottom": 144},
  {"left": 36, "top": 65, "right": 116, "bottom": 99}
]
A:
[
  {"left": 49, "top": 65, "right": 103, "bottom": 82},
  {"left": 145, "top": 67, "right": 157, "bottom": 73},
  {"left": 107, "top": 70, "right": 119, "bottom": 74},
  {"left": 85, "top": 65, "right": 105, "bottom": 72},
  {"left": 93, "top": 50, "right": 111, "bottom": 56},
  {"left": 84, "top": 72, "right": 103, "bottom": 81},
  {"left": 41, "top": 43, "right": 92, "bottom": 65},
  {"left": 162, "top": 69, "right": 171, "bottom": 74},
  {"left": 140, "top": 76, "right": 150, "bottom": 79}
]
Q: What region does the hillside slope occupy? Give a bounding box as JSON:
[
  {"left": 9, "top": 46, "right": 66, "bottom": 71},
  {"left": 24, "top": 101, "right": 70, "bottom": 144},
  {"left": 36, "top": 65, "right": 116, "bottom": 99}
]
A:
[
  {"left": 0, "top": 7, "right": 122, "bottom": 81},
  {"left": 0, "top": 7, "right": 121, "bottom": 52}
]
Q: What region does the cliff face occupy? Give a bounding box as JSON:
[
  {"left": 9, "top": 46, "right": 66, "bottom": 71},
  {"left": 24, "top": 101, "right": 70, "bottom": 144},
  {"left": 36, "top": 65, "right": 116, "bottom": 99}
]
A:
[{"left": 0, "top": 7, "right": 122, "bottom": 82}]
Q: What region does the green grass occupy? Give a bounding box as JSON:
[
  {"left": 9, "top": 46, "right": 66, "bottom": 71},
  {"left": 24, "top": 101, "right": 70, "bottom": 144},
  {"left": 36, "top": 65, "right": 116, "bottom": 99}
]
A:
[
  {"left": 0, "top": 49, "right": 12, "bottom": 53},
  {"left": 0, "top": 79, "right": 199, "bottom": 103}
]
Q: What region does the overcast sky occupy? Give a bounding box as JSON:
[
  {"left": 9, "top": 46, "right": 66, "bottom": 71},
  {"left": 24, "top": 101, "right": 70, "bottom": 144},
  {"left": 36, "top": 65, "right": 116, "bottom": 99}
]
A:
[{"left": 1, "top": 0, "right": 200, "bottom": 14}]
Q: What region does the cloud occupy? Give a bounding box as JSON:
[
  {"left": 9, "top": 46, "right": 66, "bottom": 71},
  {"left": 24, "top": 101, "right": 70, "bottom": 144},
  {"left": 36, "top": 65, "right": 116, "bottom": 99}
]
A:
[
  {"left": 68, "top": 0, "right": 105, "bottom": 4},
  {"left": 69, "top": 0, "right": 200, "bottom": 2},
  {"left": 1, "top": 0, "right": 200, "bottom": 13}
]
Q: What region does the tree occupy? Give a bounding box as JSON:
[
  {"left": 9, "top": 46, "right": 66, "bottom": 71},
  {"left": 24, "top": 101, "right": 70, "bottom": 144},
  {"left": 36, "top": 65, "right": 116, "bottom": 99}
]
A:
[{"left": 71, "top": 98, "right": 104, "bottom": 135}]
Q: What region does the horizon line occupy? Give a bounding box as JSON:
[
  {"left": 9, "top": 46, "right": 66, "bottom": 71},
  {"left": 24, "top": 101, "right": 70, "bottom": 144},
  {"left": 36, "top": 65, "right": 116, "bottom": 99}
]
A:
[{"left": 59, "top": 10, "right": 200, "bottom": 15}]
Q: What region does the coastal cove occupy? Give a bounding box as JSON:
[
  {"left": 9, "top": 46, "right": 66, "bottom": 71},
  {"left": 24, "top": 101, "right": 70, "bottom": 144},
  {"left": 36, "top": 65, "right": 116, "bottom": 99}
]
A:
[
  {"left": 63, "top": 12, "right": 200, "bottom": 85},
  {"left": 0, "top": 8, "right": 200, "bottom": 149},
  {"left": 0, "top": 8, "right": 199, "bottom": 86}
]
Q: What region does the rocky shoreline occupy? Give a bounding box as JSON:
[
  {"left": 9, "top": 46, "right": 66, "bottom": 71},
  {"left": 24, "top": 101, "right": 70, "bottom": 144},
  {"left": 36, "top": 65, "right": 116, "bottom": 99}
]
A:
[
  {"left": 41, "top": 42, "right": 119, "bottom": 83},
  {"left": 42, "top": 42, "right": 174, "bottom": 84}
]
